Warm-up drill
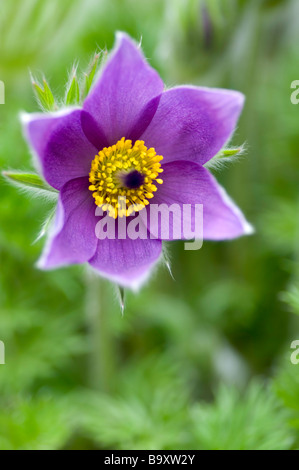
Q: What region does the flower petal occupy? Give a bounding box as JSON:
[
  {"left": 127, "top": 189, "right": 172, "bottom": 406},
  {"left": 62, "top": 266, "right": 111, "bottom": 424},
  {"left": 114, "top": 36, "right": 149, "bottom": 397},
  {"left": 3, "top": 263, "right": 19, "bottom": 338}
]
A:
[
  {"left": 142, "top": 161, "right": 253, "bottom": 240},
  {"left": 141, "top": 86, "right": 244, "bottom": 165},
  {"left": 21, "top": 109, "right": 99, "bottom": 190},
  {"left": 38, "top": 177, "right": 98, "bottom": 269},
  {"left": 88, "top": 215, "right": 162, "bottom": 289},
  {"left": 83, "top": 32, "right": 164, "bottom": 144}
]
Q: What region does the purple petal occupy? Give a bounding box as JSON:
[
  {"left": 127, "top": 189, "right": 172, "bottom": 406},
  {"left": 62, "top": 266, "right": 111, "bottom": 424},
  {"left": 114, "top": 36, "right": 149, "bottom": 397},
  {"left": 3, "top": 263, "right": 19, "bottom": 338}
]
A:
[
  {"left": 89, "top": 215, "right": 162, "bottom": 289},
  {"left": 38, "top": 177, "right": 98, "bottom": 269},
  {"left": 83, "top": 32, "right": 164, "bottom": 144},
  {"left": 141, "top": 86, "right": 244, "bottom": 165},
  {"left": 81, "top": 110, "right": 109, "bottom": 150},
  {"left": 21, "top": 109, "right": 99, "bottom": 190},
  {"left": 142, "top": 161, "right": 253, "bottom": 240}
]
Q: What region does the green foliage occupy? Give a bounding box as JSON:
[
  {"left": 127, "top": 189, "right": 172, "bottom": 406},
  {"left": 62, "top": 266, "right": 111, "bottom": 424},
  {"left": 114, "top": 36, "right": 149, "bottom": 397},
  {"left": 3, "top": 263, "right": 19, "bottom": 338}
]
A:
[
  {"left": 83, "top": 52, "right": 104, "bottom": 99},
  {"left": 65, "top": 68, "right": 81, "bottom": 106},
  {"left": 1, "top": 0, "right": 299, "bottom": 450},
  {"left": 281, "top": 286, "right": 299, "bottom": 317},
  {"left": 0, "top": 396, "right": 72, "bottom": 450},
  {"left": 32, "top": 78, "right": 56, "bottom": 111},
  {"left": 2, "top": 171, "right": 58, "bottom": 196},
  {"left": 191, "top": 383, "right": 292, "bottom": 450},
  {"left": 75, "top": 357, "right": 190, "bottom": 450},
  {"left": 204, "top": 146, "right": 246, "bottom": 171},
  {"left": 30, "top": 53, "right": 104, "bottom": 110}
]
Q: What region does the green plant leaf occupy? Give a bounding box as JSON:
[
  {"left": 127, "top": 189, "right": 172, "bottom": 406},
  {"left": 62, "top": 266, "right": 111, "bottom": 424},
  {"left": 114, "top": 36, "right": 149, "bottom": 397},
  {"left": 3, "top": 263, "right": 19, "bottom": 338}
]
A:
[
  {"left": 83, "top": 52, "right": 103, "bottom": 98},
  {"left": 66, "top": 73, "right": 80, "bottom": 105},
  {"left": 204, "top": 145, "right": 245, "bottom": 171},
  {"left": 117, "top": 286, "right": 125, "bottom": 315},
  {"left": 2, "top": 171, "right": 58, "bottom": 194},
  {"left": 32, "top": 78, "right": 56, "bottom": 111}
]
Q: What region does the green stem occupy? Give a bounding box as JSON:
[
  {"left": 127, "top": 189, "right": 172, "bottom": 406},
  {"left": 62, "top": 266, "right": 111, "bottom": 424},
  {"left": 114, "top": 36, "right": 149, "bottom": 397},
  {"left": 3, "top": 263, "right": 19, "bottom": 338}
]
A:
[{"left": 85, "top": 273, "right": 114, "bottom": 393}]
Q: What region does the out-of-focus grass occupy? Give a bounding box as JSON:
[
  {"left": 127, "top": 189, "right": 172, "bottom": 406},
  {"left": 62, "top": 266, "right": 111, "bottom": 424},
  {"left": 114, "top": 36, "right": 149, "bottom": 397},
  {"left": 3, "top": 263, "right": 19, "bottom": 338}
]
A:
[{"left": 0, "top": 0, "right": 299, "bottom": 450}]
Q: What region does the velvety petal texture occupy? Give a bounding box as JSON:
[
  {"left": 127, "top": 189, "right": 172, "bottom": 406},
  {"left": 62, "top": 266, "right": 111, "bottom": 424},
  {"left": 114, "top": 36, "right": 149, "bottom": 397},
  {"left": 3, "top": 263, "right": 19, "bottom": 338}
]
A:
[
  {"left": 89, "top": 216, "right": 162, "bottom": 289},
  {"left": 141, "top": 86, "right": 244, "bottom": 166},
  {"left": 38, "top": 178, "right": 98, "bottom": 269},
  {"left": 143, "top": 161, "right": 253, "bottom": 241},
  {"left": 22, "top": 109, "right": 98, "bottom": 190},
  {"left": 20, "top": 31, "right": 252, "bottom": 289},
  {"left": 83, "top": 32, "right": 164, "bottom": 144}
]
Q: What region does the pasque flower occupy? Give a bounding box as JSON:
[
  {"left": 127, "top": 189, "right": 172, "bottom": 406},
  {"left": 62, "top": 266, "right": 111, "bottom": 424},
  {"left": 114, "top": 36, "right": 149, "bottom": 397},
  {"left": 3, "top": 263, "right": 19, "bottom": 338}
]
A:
[{"left": 22, "top": 32, "right": 253, "bottom": 288}]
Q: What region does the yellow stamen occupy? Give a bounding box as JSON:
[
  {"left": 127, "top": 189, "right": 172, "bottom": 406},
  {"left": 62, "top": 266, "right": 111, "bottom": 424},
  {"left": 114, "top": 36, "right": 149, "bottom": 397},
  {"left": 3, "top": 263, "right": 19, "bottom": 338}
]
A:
[{"left": 89, "top": 137, "right": 164, "bottom": 218}]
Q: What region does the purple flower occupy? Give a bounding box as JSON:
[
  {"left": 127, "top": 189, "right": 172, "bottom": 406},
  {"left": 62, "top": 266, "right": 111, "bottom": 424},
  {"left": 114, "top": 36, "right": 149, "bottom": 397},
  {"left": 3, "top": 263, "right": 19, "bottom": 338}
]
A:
[{"left": 22, "top": 32, "right": 253, "bottom": 289}]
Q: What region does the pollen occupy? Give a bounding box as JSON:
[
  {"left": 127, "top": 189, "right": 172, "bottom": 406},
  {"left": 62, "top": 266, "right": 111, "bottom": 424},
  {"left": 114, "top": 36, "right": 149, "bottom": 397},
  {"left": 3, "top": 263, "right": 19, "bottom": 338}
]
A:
[{"left": 89, "top": 137, "right": 164, "bottom": 218}]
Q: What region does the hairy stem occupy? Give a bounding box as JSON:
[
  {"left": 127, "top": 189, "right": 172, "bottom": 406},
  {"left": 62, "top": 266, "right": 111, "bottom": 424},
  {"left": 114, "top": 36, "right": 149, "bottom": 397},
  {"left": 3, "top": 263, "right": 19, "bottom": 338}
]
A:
[{"left": 85, "top": 272, "right": 114, "bottom": 392}]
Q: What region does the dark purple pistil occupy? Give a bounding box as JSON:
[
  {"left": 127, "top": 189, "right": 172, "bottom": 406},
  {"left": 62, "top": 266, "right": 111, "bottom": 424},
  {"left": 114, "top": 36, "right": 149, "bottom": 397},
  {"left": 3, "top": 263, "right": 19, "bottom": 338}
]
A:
[{"left": 124, "top": 170, "right": 145, "bottom": 189}]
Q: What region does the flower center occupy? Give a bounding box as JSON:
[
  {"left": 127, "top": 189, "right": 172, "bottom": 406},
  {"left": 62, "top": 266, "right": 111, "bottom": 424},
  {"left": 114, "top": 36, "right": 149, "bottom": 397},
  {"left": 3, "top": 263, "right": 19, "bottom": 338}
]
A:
[
  {"left": 89, "top": 137, "right": 163, "bottom": 218},
  {"left": 123, "top": 169, "right": 145, "bottom": 189}
]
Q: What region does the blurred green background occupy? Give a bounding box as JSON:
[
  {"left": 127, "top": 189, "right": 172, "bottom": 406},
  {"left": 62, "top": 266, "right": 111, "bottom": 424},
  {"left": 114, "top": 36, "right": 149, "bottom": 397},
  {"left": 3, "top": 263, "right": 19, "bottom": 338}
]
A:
[{"left": 1, "top": 0, "right": 299, "bottom": 450}]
